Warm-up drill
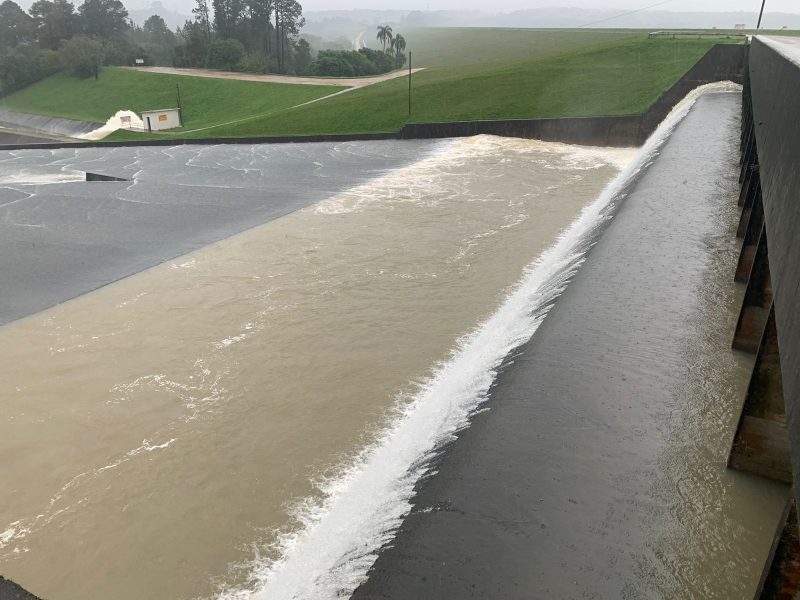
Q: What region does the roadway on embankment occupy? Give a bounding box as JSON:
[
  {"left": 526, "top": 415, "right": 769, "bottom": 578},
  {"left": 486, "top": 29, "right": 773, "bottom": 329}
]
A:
[
  {"left": 353, "top": 92, "right": 789, "bottom": 598},
  {"left": 124, "top": 66, "right": 424, "bottom": 88}
]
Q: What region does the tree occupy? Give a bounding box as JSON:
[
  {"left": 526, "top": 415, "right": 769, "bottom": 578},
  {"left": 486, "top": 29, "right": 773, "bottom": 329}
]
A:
[
  {"left": 273, "top": 0, "right": 302, "bottom": 72},
  {"left": 376, "top": 24, "right": 391, "bottom": 52},
  {"left": 207, "top": 37, "right": 243, "bottom": 69},
  {"left": 243, "top": 0, "right": 272, "bottom": 68},
  {"left": 0, "top": 1, "right": 34, "bottom": 49},
  {"left": 192, "top": 0, "right": 211, "bottom": 42},
  {"left": 212, "top": 0, "right": 244, "bottom": 40},
  {"left": 60, "top": 34, "right": 104, "bottom": 78},
  {"left": 77, "top": 0, "right": 129, "bottom": 40},
  {"left": 293, "top": 36, "right": 310, "bottom": 73},
  {"left": 29, "top": 0, "right": 75, "bottom": 50},
  {"left": 392, "top": 33, "right": 405, "bottom": 67},
  {"left": 174, "top": 19, "right": 209, "bottom": 67},
  {"left": 143, "top": 14, "right": 175, "bottom": 47}
]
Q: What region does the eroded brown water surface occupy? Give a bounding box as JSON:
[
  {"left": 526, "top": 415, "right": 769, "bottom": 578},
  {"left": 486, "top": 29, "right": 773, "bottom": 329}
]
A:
[{"left": 0, "top": 137, "right": 628, "bottom": 599}]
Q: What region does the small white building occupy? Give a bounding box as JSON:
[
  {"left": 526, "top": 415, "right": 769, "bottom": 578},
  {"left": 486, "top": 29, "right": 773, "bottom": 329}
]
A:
[{"left": 141, "top": 108, "right": 181, "bottom": 131}]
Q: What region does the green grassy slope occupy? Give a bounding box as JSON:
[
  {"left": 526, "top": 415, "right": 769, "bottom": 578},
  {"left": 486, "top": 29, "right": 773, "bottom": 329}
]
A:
[
  {"left": 0, "top": 29, "right": 746, "bottom": 140},
  {"left": 383, "top": 28, "right": 640, "bottom": 67},
  {"left": 197, "top": 35, "right": 729, "bottom": 138},
  {"left": 0, "top": 68, "right": 341, "bottom": 129}
]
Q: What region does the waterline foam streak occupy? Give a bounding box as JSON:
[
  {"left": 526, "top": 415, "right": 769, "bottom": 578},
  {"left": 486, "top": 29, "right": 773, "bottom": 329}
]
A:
[{"left": 219, "top": 82, "right": 740, "bottom": 600}]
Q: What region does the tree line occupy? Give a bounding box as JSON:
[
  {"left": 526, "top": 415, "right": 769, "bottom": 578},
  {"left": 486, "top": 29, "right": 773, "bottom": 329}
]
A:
[
  {"left": 0, "top": 0, "right": 407, "bottom": 97},
  {"left": 308, "top": 27, "right": 406, "bottom": 77}
]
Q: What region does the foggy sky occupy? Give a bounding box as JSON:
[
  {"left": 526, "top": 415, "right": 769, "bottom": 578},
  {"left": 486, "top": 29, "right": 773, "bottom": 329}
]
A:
[{"left": 299, "top": 1, "right": 798, "bottom": 13}]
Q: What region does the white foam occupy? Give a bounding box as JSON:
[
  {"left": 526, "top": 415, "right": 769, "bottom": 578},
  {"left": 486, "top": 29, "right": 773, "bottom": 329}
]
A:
[
  {"left": 0, "top": 169, "right": 85, "bottom": 184},
  {"left": 216, "top": 82, "right": 740, "bottom": 600},
  {"left": 79, "top": 110, "right": 145, "bottom": 141},
  {"left": 314, "top": 136, "right": 634, "bottom": 216}
]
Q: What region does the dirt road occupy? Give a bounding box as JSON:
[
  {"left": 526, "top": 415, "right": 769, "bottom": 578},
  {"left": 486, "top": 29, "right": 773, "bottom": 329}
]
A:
[{"left": 124, "top": 66, "right": 424, "bottom": 88}]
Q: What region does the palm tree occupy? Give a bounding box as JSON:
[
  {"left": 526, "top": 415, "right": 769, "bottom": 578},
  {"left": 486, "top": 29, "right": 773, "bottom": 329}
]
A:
[
  {"left": 376, "top": 25, "right": 393, "bottom": 52},
  {"left": 393, "top": 33, "right": 406, "bottom": 63}
]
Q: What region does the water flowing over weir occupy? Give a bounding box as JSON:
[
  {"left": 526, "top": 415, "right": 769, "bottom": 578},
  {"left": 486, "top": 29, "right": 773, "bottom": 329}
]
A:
[
  {"left": 0, "top": 82, "right": 779, "bottom": 600},
  {"left": 352, "top": 86, "right": 788, "bottom": 598},
  {"left": 223, "top": 82, "right": 760, "bottom": 600},
  {"left": 0, "top": 135, "right": 626, "bottom": 599}
]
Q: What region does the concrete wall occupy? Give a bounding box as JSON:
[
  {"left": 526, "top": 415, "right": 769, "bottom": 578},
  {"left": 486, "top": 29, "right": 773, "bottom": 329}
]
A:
[
  {"left": 400, "top": 43, "right": 746, "bottom": 147},
  {"left": 0, "top": 110, "right": 99, "bottom": 139},
  {"left": 639, "top": 43, "right": 746, "bottom": 138},
  {"left": 748, "top": 37, "right": 800, "bottom": 494},
  {"left": 399, "top": 115, "right": 643, "bottom": 147},
  {"left": 0, "top": 131, "right": 398, "bottom": 151}
]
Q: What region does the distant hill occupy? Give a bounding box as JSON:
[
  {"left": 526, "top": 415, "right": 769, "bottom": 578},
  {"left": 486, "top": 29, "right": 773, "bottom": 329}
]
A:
[
  {"left": 126, "top": 0, "right": 191, "bottom": 28},
  {"left": 303, "top": 8, "right": 800, "bottom": 37}
]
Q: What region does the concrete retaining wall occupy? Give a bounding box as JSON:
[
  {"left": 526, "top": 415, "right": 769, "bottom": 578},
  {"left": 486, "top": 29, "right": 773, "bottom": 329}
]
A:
[
  {"left": 399, "top": 115, "right": 643, "bottom": 147},
  {"left": 0, "top": 131, "right": 398, "bottom": 151},
  {"left": 0, "top": 109, "right": 100, "bottom": 139},
  {"left": 400, "top": 43, "right": 745, "bottom": 147},
  {"left": 748, "top": 37, "right": 800, "bottom": 492},
  {"left": 639, "top": 43, "right": 746, "bottom": 138}
]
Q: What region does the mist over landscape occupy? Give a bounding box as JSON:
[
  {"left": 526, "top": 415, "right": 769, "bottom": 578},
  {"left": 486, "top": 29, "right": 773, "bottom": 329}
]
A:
[{"left": 127, "top": 6, "right": 800, "bottom": 33}]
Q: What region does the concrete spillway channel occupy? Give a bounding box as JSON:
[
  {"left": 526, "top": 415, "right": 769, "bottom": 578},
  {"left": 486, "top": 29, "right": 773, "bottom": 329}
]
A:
[
  {"left": 1, "top": 41, "right": 795, "bottom": 600},
  {"left": 354, "top": 35, "right": 800, "bottom": 600},
  {"left": 354, "top": 84, "right": 789, "bottom": 598}
]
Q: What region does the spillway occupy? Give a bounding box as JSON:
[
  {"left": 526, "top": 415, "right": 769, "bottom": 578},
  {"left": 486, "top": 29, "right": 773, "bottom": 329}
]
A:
[
  {"left": 0, "top": 135, "right": 629, "bottom": 600},
  {"left": 349, "top": 86, "right": 788, "bottom": 599},
  {"left": 1, "top": 65, "right": 791, "bottom": 600}
]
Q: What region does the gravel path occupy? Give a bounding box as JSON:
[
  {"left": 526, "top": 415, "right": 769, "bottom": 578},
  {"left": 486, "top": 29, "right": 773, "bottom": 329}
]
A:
[{"left": 123, "top": 66, "right": 424, "bottom": 88}]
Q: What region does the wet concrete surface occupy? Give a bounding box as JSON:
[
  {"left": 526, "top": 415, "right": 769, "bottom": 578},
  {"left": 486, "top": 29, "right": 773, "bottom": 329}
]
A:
[
  {"left": 0, "top": 140, "right": 441, "bottom": 326},
  {"left": 353, "top": 93, "right": 788, "bottom": 599},
  {"left": 0, "top": 577, "right": 43, "bottom": 600},
  {"left": 0, "top": 131, "right": 54, "bottom": 145}
]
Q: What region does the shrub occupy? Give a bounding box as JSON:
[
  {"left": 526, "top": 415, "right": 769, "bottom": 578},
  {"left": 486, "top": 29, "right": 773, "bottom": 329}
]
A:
[
  {"left": 207, "top": 38, "right": 244, "bottom": 70},
  {"left": 237, "top": 51, "right": 268, "bottom": 73},
  {"left": 60, "top": 35, "right": 104, "bottom": 78},
  {"left": 308, "top": 48, "right": 396, "bottom": 77},
  {"left": 0, "top": 43, "right": 60, "bottom": 95}
]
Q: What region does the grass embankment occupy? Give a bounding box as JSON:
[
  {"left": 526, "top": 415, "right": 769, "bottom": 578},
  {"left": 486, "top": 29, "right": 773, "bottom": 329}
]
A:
[
  {"left": 196, "top": 33, "right": 732, "bottom": 138},
  {"left": 0, "top": 29, "right": 746, "bottom": 140},
  {"left": 0, "top": 68, "right": 341, "bottom": 130}
]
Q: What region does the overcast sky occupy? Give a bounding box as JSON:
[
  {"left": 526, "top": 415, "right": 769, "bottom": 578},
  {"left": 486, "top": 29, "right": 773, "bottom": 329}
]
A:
[{"left": 298, "top": 0, "right": 800, "bottom": 13}]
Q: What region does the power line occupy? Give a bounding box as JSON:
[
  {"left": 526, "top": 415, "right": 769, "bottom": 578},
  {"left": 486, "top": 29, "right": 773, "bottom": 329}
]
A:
[{"left": 577, "top": 0, "right": 676, "bottom": 28}]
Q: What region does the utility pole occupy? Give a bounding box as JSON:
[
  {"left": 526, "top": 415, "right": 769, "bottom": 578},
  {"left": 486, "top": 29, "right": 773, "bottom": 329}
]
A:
[
  {"left": 408, "top": 51, "right": 412, "bottom": 116},
  {"left": 757, "top": 0, "right": 766, "bottom": 29},
  {"left": 176, "top": 83, "right": 183, "bottom": 126}
]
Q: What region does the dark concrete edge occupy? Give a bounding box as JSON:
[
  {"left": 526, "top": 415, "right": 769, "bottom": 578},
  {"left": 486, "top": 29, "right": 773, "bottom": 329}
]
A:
[
  {"left": 0, "top": 131, "right": 400, "bottom": 151},
  {"left": 0, "top": 576, "right": 45, "bottom": 600},
  {"left": 0, "top": 44, "right": 745, "bottom": 151}
]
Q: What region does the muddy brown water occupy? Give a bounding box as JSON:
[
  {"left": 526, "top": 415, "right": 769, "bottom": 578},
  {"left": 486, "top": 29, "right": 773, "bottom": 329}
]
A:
[{"left": 0, "top": 136, "right": 629, "bottom": 599}]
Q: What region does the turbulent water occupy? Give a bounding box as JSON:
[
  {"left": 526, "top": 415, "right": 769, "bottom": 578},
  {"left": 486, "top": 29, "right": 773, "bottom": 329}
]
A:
[
  {"left": 0, "top": 135, "right": 630, "bottom": 599},
  {"left": 1, "top": 85, "right": 783, "bottom": 600}
]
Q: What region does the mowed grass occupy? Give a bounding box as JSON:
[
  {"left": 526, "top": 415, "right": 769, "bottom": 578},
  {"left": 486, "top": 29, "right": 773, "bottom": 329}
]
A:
[
  {"left": 0, "top": 29, "right": 745, "bottom": 140},
  {"left": 375, "top": 28, "right": 640, "bottom": 68},
  {"left": 0, "top": 68, "right": 341, "bottom": 129},
  {"left": 197, "top": 34, "right": 734, "bottom": 138}
]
